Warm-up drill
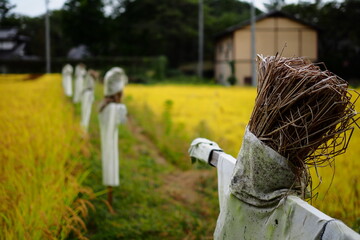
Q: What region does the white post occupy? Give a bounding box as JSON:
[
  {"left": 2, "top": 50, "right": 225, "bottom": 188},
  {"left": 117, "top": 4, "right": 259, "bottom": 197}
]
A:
[
  {"left": 188, "top": 138, "right": 360, "bottom": 239},
  {"left": 45, "top": 0, "right": 51, "bottom": 73}
]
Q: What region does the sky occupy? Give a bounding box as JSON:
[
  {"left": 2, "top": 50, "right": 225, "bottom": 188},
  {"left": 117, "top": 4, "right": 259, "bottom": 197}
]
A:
[
  {"left": 10, "top": 0, "right": 340, "bottom": 17},
  {"left": 11, "top": 0, "right": 66, "bottom": 17}
]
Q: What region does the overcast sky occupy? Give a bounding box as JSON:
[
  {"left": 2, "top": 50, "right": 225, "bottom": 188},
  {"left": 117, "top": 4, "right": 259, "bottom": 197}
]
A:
[
  {"left": 10, "top": 0, "right": 340, "bottom": 17},
  {"left": 11, "top": 0, "right": 65, "bottom": 17}
]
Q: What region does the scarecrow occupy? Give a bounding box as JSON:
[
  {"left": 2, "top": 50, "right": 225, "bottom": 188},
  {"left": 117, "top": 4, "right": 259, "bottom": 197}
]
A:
[
  {"left": 73, "top": 63, "right": 86, "bottom": 103},
  {"left": 61, "top": 64, "right": 73, "bottom": 97},
  {"left": 189, "top": 55, "right": 360, "bottom": 239},
  {"left": 99, "top": 67, "right": 128, "bottom": 206},
  {"left": 80, "top": 70, "right": 96, "bottom": 131}
]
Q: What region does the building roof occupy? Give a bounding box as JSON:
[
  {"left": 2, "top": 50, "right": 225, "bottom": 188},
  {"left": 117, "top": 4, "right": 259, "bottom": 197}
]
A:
[
  {"left": 0, "top": 28, "right": 30, "bottom": 41},
  {"left": 0, "top": 28, "right": 19, "bottom": 40},
  {"left": 215, "top": 11, "right": 318, "bottom": 40},
  {"left": 0, "top": 28, "right": 30, "bottom": 59}
]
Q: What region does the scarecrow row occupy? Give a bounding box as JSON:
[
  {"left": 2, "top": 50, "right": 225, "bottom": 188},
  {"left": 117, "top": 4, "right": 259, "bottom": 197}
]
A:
[{"left": 62, "top": 64, "right": 127, "bottom": 205}]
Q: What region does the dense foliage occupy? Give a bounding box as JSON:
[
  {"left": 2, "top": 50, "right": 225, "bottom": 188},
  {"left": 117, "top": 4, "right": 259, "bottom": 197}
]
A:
[
  {"left": 1, "top": 0, "right": 360, "bottom": 79},
  {"left": 282, "top": 0, "right": 360, "bottom": 82},
  {"left": 0, "top": 0, "right": 255, "bottom": 67}
]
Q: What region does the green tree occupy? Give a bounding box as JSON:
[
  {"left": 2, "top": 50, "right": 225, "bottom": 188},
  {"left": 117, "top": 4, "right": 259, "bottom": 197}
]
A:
[
  {"left": 264, "top": 0, "right": 285, "bottom": 11},
  {"left": 205, "top": 0, "right": 260, "bottom": 62},
  {"left": 62, "top": 0, "right": 110, "bottom": 55},
  {"left": 283, "top": 0, "right": 360, "bottom": 80},
  {"left": 110, "top": 0, "right": 258, "bottom": 67},
  {"left": 110, "top": 0, "right": 199, "bottom": 66},
  {"left": 0, "top": 0, "right": 16, "bottom": 26}
]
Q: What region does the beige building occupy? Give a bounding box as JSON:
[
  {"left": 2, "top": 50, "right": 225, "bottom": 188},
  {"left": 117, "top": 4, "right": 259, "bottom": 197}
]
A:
[{"left": 215, "top": 11, "right": 318, "bottom": 85}]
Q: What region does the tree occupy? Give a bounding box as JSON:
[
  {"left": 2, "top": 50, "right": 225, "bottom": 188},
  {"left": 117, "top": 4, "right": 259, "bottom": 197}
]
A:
[
  {"left": 109, "top": 0, "right": 258, "bottom": 67},
  {"left": 264, "top": 0, "right": 285, "bottom": 11},
  {"left": 0, "top": 0, "right": 16, "bottom": 26},
  {"left": 282, "top": 0, "right": 360, "bottom": 81},
  {"left": 110, "top": 0, "right": 199, "bottom": 66},
  {"left": 205, "top": 0, "right": 259, "bottom": 61},
  {"left": 2, "top": 0, "right": 264, "bottom": 70},
  {"left": 62, "top": 0, "right": 110, "bottom": 56}
]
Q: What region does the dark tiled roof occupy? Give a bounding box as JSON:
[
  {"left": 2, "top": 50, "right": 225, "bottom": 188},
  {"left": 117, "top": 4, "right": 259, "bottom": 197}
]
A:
[{"left": 0, "top": 28, "right": 18, "bottom": 40}]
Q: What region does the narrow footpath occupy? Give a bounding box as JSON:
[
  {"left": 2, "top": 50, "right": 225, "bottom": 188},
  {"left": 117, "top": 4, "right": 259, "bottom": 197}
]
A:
[{"left": 81, "top": 113, "right": 219, "bottom": 240}]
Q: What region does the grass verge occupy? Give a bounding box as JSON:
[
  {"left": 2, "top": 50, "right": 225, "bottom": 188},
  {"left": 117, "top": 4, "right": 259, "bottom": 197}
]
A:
[{"left": 78, "top": 82, "right": 220, "bottom": 239}]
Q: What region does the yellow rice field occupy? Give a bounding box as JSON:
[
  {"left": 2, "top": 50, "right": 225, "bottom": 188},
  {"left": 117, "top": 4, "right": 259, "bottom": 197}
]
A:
[
  {"left": 1, "top": 75, "right": 358, "bottom": 235},
  {"left": 125, "top": 85, "right": 257, "bottom": 156},
  {"left": 0, "top": 74, "right": 91, "bottom": 240},
  {"left": 125, "top": 84, "right": 360, "bottom": 228}
]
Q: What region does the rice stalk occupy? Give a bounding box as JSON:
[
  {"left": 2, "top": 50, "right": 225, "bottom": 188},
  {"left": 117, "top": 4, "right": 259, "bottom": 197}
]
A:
[{"left": 0, "top": 74, "right": 93, "bottom": 240}]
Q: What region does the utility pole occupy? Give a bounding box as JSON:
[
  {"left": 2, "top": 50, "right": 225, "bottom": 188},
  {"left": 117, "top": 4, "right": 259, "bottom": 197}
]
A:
[
  {"left": 45, "top": 0, "right": 51, "bottom": 73},
  {"left": 250, "top": 0, "right": 256, "bottom": 86},
  {"left": 197, "top": 0, "right": 204, "bottom": 79}
]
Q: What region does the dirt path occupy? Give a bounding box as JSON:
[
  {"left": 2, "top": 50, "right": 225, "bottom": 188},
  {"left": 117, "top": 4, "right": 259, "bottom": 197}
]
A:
[
  {"left": 127, "top": 116, "right": 167, "bottom": 165},
  {"left": 127, "top": 115, "right": 216, "bottom": 206},
  {"left": 161, "top": 170, "right": 214, "bottom": 205}
]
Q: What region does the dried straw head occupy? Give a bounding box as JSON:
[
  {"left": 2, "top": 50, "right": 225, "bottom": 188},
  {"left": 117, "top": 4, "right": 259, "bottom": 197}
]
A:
[{"left": 249, "top": 55, "right": 359, "bottom": 178}]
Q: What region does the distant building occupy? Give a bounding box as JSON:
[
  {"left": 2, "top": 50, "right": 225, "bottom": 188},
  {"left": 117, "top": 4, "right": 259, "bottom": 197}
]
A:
[
  {"left": 67, "top": 44, "right": 92, "bottom": 60},
  {"left": 215, "top": 11, "right": 318, "bottom": 85},
  {"left": 0, "top": 28, "right": 29, "bottom": 59}
]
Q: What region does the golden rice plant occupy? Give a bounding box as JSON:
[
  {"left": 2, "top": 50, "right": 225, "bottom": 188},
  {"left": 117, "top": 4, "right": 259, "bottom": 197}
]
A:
[
  {"left": 0, "top": 74, "right": 93, "bottom": 240},
  {"left": 0, "top": 74, "right": 43, "bottom": 83},
  {"left": 125, "top": 85, "right": 257, "bottom": 156},
  {"left": 125, "top": 84, "right": 360, "bottom": 229}
]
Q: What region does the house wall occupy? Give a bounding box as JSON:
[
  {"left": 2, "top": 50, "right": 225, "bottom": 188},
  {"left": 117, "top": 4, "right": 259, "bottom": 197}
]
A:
[
  {"left": 214, "top": 35, "right": 234, "bottom": 85},
  {"left": 232, "top": 17, "right": 318, "bottom": 85}
]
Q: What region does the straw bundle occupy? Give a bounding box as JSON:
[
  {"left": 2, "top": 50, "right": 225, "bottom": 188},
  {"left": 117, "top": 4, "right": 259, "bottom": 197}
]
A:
[{"left": 249, "top": 55, "right": 359, "bottom": 176}]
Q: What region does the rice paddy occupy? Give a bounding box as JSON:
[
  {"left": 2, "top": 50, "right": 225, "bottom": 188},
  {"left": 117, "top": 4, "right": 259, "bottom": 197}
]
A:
[
  {"left": 0, "top": 74, "right": 92, "bottom": 240},
  {"left": 1, "top": 75, "right": 359, "bottom": 239}
]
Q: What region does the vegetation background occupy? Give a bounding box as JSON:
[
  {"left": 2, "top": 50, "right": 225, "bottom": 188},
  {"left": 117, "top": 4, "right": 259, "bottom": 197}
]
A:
[
  {"left": 1, "top": 0, "right": 360, "bottom": 239},
  {"left": 2, "top": 74, "right": 359, "bottom": 239},
  {"left": 1, "top": 0, "right": 360, "bottom": 82}
]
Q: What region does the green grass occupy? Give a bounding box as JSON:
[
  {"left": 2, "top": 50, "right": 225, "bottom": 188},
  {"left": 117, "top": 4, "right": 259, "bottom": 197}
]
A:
[
  {"left": 123, "top": 94, "right": 215, "bottom": 171},
  {"left": 72, "top": 83, "right": 220, "bottom": 239}
]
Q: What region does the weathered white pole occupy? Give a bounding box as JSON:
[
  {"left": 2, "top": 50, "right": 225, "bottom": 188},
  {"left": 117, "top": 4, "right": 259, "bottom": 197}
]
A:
[
  {"left": 250, "top": 0, "right": 256, "bottom": 86},
  {"left": 45, "top": 0, "right": 51, "bottom": 73},
  {"left": 188, "top": 137, "right": 360, "bottom": 239},
  {"left": 197, "top": 0, "right": 204, "bottom": 79}
]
